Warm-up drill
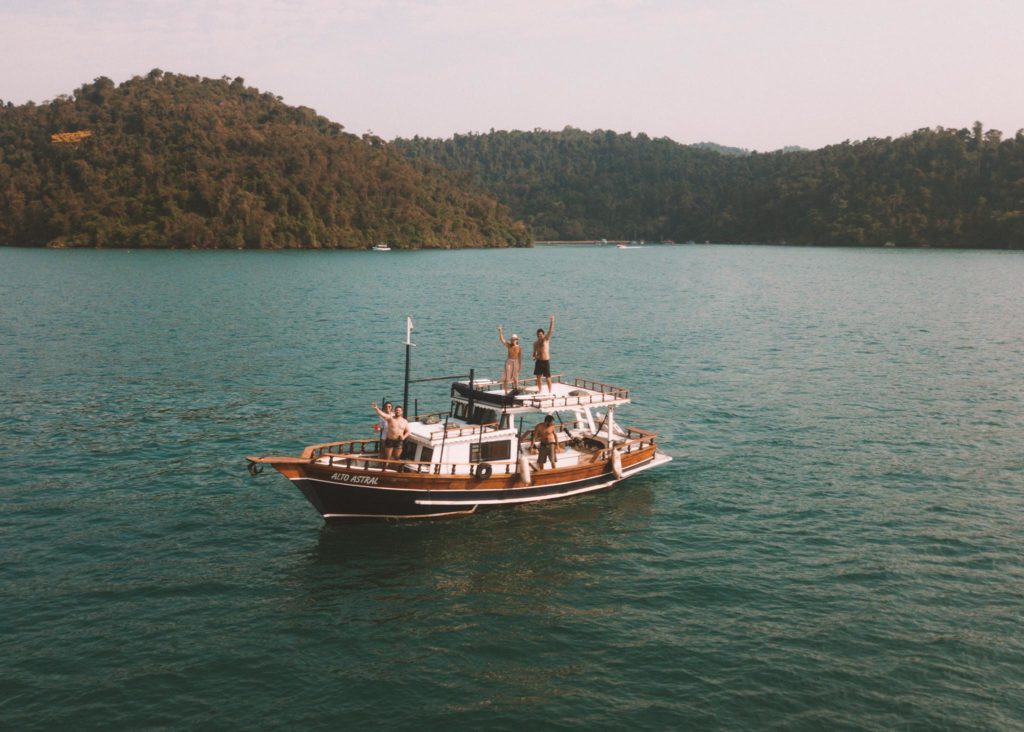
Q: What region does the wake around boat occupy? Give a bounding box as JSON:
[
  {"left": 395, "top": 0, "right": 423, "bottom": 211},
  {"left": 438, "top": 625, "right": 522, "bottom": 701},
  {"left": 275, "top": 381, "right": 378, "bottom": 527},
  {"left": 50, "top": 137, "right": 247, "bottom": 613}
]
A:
[{"left": 246, "top": 327, "right": 671, "bottom": 520}]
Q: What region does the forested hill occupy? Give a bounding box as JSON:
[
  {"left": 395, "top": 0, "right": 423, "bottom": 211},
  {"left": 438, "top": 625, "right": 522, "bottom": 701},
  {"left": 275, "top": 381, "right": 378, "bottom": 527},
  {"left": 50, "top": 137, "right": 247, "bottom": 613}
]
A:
[
  {"left": 0, "top": 71, "right": 529, "bottom": 249},
  {"left": 395, "top": 126, "right": 1024, "bottom": 248}
]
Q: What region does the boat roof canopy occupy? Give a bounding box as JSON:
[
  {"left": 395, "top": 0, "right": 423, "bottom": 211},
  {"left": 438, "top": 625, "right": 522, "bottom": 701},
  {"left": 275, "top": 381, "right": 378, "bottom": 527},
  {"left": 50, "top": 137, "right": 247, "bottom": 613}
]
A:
[{"left": 450, "top": 376, "right": 631, "bottom": 414}]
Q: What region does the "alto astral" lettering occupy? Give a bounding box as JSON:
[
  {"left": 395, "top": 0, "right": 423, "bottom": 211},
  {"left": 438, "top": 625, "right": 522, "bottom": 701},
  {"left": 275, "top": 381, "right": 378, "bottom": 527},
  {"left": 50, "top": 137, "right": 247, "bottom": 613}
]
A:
[{"left": 330, "top": 472, "right": 381, "bottom": 485}]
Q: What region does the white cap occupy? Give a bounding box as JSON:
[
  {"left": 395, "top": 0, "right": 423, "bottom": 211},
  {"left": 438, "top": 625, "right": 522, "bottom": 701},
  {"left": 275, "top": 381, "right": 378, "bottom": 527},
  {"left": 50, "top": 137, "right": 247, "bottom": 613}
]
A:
[{"left": 511, "top": 333, "right": 519, "bottom": 340}]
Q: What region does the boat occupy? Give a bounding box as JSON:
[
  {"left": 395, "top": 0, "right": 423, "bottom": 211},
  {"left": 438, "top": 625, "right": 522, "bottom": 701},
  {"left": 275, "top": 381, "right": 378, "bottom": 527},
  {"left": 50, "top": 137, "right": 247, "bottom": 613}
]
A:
[
  {"left": 371, "top": 243, "right": 392, "bottom": 251},
  {"left": 246, "top": 328, "right": 672, "bottom": 520},
  {"left": 617, "top": 243, "right": 642, "bottom": 249}
]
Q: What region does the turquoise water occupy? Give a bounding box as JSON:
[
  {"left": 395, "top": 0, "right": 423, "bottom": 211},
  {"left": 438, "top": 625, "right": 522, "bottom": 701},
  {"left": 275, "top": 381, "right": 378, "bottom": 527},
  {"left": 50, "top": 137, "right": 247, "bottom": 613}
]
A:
[{"left": 2, "top": 245, "right": 1023, "bottom": 730}]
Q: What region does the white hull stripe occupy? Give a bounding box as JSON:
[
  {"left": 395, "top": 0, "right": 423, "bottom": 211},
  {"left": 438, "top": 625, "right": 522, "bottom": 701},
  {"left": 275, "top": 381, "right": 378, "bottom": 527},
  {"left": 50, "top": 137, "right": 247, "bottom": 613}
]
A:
[
  {"left": 415, "top": 477, "right": 618, "bottom": 506},
  {"left": 322, "top": 507, "right": 478, "bottom": 519}
]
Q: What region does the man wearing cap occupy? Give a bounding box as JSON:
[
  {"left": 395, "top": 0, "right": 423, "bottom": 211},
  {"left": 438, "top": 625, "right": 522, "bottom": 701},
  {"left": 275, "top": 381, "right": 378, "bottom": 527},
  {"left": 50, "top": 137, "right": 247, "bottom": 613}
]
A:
[{"left": 497, "top": 324, "right": 522, "bottom": 394}]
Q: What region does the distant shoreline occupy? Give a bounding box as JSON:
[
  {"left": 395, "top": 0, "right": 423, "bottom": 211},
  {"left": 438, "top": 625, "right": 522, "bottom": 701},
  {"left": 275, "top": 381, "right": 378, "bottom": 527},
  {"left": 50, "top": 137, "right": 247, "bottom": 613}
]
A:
[
  {"left": 3, "top": 240, "right": 1022, "bottom": 251},
  {"left": 534, "top": 240, "right": 626, "bottom": 246}
]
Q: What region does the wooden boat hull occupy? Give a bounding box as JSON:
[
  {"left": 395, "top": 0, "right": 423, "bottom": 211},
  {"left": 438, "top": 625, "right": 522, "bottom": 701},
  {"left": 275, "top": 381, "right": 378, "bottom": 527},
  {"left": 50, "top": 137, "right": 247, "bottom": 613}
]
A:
[{"left": 260, "top": 444, "right": 670, "bottom": 520}]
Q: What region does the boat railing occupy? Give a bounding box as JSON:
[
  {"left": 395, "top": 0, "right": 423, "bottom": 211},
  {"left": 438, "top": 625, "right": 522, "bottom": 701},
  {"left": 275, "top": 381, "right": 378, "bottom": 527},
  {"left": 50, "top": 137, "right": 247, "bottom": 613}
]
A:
[
  {"left": 462, "top": 374, "right": 630, "bottom": 407},
  {"left": 320, "top": 453, "right": 521, "bottom": 476},
  {"left": 520, "top": 421, "right": 657, "bottom": 454},
  {"left": 411, "top": 410, "right": 451, "bottom": 423},
  {"left": 438, "top": 421, "right": 500, "bottom": 439},
  {"left": 520, "top": 417, "right": 588, "bottom": 443},
  {"left": 623, "top": 426, "right": 657, "bottom": 448},
  {"left": 521, "top": 390, "right": 622, "bottom": 410},
  {"left": 302, "top": 426, "right": 658, "bottom": 471},
  {"left": 303, "top": 438, "right": 380, "bottom": 459},
  {"left": 615, "top": 427, "right": 659, "bottom": 455},
  {"left": 474, "top": 374, "right": 566, "bottom": 391},
  {"left": 572, "top": 377, "right": 629, "bottom": 399},
  {"left": 469, "top": 375, "right": 628, "bottom": 405},
  {"left": 302, "top": 419, "right": 502, "bottom": 460}
]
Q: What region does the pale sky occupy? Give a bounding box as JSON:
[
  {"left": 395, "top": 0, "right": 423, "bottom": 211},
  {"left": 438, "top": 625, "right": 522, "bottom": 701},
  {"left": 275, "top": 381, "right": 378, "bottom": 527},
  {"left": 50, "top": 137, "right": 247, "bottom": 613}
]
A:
[{"left": 1, "top": 0, "right": 1022, "bottom": 151}]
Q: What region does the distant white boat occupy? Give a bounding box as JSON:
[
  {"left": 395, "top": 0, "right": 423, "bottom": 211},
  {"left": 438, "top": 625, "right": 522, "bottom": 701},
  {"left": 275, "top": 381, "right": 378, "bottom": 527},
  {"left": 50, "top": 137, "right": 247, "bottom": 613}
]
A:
[
  {"left": 617, "top": 243, "right": 642, "bottom": 249},
  {"left": 371, "top": 243, "right": 392, "bottom": 252}
]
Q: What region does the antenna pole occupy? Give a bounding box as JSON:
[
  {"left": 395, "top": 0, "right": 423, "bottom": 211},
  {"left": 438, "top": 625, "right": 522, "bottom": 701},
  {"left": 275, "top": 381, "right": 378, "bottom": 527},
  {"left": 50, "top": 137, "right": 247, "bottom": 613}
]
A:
[{"left": 403, "top": 316, "right": 414, "bottom": 413}]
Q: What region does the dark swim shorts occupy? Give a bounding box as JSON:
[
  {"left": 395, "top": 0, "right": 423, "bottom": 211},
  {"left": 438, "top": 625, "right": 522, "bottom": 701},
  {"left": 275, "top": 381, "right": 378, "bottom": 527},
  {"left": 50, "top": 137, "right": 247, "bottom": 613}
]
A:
[
  {"left": 534, "top": 359, "right": 551, "bottom": 377},
  {"left": 384, "top": 438, "right": 403, "bottom": 449}
]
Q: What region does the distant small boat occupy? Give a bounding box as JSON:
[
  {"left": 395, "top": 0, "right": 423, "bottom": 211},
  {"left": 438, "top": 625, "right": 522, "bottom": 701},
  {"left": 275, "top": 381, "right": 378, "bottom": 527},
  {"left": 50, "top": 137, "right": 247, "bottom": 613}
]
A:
[
  {"left": 617, "top": 242, "right": 642, "bottom": 249},
  {"left": 371, "top": 243, "right": 392, "bottom": 252}
]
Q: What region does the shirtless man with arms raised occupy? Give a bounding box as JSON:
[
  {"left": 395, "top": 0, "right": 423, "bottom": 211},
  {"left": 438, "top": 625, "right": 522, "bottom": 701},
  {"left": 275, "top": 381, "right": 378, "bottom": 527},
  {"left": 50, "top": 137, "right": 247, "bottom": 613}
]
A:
[
  {"left": 372, "top": 402, "right": 410, "bottom": 465},
  {"left": 532, "top": 314, "right": 555, "bottom": 393},
  {"left": 497, "top": 325, "right": 522, "bottom": 393}
]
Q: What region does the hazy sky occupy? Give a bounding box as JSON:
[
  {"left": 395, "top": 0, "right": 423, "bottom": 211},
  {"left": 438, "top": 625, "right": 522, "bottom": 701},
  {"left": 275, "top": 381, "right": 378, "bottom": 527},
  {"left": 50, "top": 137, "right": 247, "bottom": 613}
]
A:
[{"left": 2, "top": 0, "right": 1022, "bottom": 151}]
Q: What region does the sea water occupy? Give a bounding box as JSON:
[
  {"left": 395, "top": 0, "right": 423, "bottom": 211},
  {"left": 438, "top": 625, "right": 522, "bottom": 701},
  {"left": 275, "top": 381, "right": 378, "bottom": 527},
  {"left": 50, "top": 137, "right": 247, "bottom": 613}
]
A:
[{"left": 1, "top": 245, "right": 1022, "bottom": 730}]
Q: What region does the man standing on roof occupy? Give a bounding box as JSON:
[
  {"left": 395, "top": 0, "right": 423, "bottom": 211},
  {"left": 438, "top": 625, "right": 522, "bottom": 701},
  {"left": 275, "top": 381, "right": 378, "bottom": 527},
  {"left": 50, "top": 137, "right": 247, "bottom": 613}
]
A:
[
  {"left": 497, "top": 325, "right": 522, "bottom": 394},
  {"left": 532, "top": 314, "right": 555, "bottom": 394}
]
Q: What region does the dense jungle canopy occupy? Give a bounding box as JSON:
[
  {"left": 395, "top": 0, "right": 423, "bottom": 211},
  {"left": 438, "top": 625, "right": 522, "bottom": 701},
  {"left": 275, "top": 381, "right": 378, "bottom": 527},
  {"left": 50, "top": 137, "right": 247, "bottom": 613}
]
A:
[
  {"left": 2, "top": 70, "right": 1022, "bottom": 249},
  {"left": 396, "top": 125, "right": 1024, "bottom": 247},
  {"left": 0, "top": 71, "right": 529, "bottom": 249}
]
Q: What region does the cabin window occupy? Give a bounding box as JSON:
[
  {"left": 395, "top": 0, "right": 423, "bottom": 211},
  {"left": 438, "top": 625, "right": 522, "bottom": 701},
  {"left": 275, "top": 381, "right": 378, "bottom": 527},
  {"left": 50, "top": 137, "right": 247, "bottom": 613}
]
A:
[
  {"left": 400, "top": 441, "right": 417, "bottom": 460},
  {"left": 470, "top": 440, "right": 511, "bottom": 463},
  {"left": 451, "top": 402, "right": 502, "bottom": 425},
  {"left": 419, "top": 446, "right": 434, "bottom": 463},
  {"left": 461, "top": 406, "right": 496, "bottom": 425}
]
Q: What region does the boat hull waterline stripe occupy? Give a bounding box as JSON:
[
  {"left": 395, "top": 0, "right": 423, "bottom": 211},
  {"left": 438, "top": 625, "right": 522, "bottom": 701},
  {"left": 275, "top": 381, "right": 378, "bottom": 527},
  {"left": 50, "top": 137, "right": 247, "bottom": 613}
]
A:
[{"left": 415, "top": 457, "right": 661, "bottom": 506}]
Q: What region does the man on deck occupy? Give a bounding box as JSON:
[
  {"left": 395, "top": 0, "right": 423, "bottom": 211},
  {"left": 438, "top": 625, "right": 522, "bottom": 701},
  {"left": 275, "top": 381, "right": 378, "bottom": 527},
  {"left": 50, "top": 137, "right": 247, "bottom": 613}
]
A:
[
  {"left": 372, "top": 402, "right": 410, "bottom": 465},
  {"left": 531, "top": 415, "right": 559, "bottom": 470}
]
